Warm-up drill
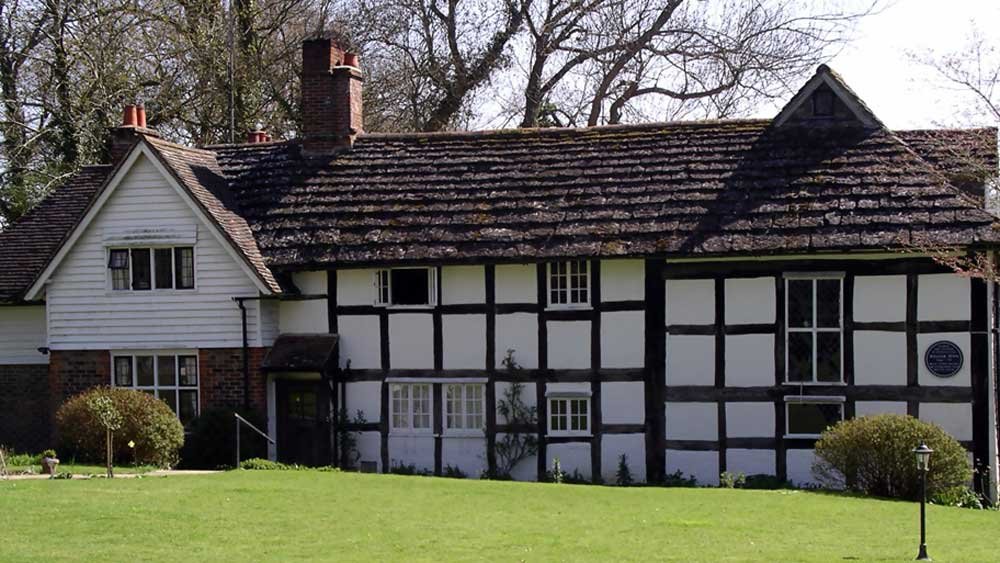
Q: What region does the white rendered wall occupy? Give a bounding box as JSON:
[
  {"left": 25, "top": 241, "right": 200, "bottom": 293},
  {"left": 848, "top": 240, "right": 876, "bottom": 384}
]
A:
[
  {"left": 665, "top": 279, "right": 714, "bottom": 325},
  {"left": 854, "top": 275, "right": 905, "bottom": 322},
  {"left": 344, "top": 381, "right": 382, "bottom": 421},
  {"left": 600, "top": 259, "right": 644, "bottom": 302},
  {"left": 293, "top": 271, "right": 327, "bottom": 295},
  {"left": 920, "top": 403, "right": 973, "bottom": 442},
  {"left": 666, "top": 335, "right": 714, "bottom": 385},
  {"left": 601, "top": 382, "right": 645, "bottom": 425},
  {"left": 389, "top": 314, "right": 434, "bottom": 369},
  {"left": 917, "top": 332, "right": 971, "bottom": 386},
  {"left": 853, "top": 331, "right": 907, "bottom": 385},
  {"left": 0, "top": 306, "right": 47, "bottom": 364},
  {"left": 726, "top": 449, "right": 775, "bottom": 476},
  {"left": 442, "top": 314, "right": 486, "bottom": 369},
  {"left": 260, "top": 299, "right": 279, "bottom": 346},
  {"left": 547, "top": 442, "right": 591, "bottom": 480},
  {"left": 725, "top": 403, "right": 774, "bottom": 438},
  {"left": 724, "top": 277, "right": 775, "bottom": 324},
  {"left": 495, "top": 313, "right": 538, "bottom": 368},
  {"left": 441, "top": 266, "right": 484, "bottom": 305},
  {"left": 918, "top": 274, "right": 970, "bottom": 321},
  {"left": 337, "top": 315, "right": 381, "bottom": 369},
  {"left": 278, "top": 300, "right": 329, "bottom": 334},
  {"left": 547, "top": 321, "right": 590, "bottom": 369},
  {"left": 356, "top": 431, "right": 383, "bottom": 472},
  {"left": 785, "top": 449, "right": 819, "bottom": 486},
  {"left": 725, "top": 334, "right": 774, "bottom": 386},
  {"left": 601, "top": 311, "right": 644, "bottom": 368},
  {"left": 495, "top": 264, "right": 536, "bottom": 303},
  {"left": 665, "top": 450, "right": 718, "bottom": 485},
  {"left": 388, "top": 435, "right": 435, "bottom": 472},
  {"left": 496, "top": 436, "right": 537, "bottom": 481},
  {"left": 601, "top": 434, "right": 646, "bottom": 483},
  {"left": 441, "top": 437, "right": 486, "bottom": 477},
  {"left": 665, "top": 402, "right": 717, "bottom": 441},
  {"left": 495, "top": 381, "right": 537, "bottom": 413},
  {"left": 855, "top": 401, "right": 907, "bottom": 417},
  {"left": 336, "top": 269, "right": 375, "bottom": 306}
]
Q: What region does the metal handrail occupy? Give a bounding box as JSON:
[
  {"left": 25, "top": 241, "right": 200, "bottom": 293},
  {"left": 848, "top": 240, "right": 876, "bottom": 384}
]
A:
[{"left": 235, "top": 413, "right": 275, "bottom": 468}]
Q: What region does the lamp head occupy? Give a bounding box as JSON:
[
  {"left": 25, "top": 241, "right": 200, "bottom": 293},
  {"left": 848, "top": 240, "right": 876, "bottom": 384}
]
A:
[{"left": 914, "top": 443, "right": 933, "bottom": 471}]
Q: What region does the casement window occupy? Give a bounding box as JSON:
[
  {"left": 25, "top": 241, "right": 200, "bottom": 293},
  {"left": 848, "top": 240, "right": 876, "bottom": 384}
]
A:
[
  {"left": 547, "top": 396, "right": 590, "bottom": 436},
  {"left": 444, "top": 384, "right": 485, "bottom": 432},
  {"left": 547, "top": 260, "right": 590, "bottom": 308},
  {"left": 785, "top": 397, "right": 845, "bottom": 437},
  {"left": 389, "top": 383, "right": 432, "bottom": 432},
  {"left": 374, "top": 268, "right": 437, "bottom": 307},
  {"left": 109, "top": 246, "right": 194, "bottom": 291},
  {"left": 112, "top": 353, "right": 199, "bottom": 424},
  {"left": 785, "top": 275, "right": 843, "bottom": 383}
]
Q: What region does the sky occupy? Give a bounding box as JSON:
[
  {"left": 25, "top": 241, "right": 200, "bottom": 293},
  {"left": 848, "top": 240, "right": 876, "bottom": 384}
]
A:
[{"left": 762, "top": 0, "right": 1000, "bottom": 129}]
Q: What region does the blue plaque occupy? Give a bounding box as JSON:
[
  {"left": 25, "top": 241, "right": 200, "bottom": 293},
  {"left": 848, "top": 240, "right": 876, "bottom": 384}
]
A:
[{"left": 924, "top": 340, "right": 963, "bottom": 378}]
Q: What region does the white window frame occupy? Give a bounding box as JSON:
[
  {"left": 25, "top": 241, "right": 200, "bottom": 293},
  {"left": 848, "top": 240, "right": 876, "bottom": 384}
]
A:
[
  {"left": 389, "top": 383, "right": 434, "bottom": 434},
  {"left": 373, "top": 267, "right": 437, "bottom": 308},
  {"left": 107, "top": 246, "right": 196, "bottom": 292},
  {"left": 546, "top": 260, "right": 591, "bottom": 310},
  {"left": 784, "top": 395, "right": 845, "bottom": 438},
  {"left": 444, "top": 383, "right": 485, "bottom": 435},
  {"left": 110, "top": 351, "right": 200, "bottom": 424},
  {"left": 784, "top": 273, "right": 844, "bottom": 385},
  {"left": 547, "top": 395, "right": 591, "bottom": 437}
]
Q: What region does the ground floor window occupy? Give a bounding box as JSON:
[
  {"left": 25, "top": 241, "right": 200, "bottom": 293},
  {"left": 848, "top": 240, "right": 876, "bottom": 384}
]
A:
[
  {"left": 785, "top": 397, "right": 844, "bottom": 437},
  {"left": 548, "top": 396, "right": 590, "bottom": 436},
  {"left": 445, "top": 383, "right": 484, "bottom": 432},
  {"left": 112, "top": 353, "right": 199, "bottom": 424},
  {"left": 390, "top": 383, "right": 432, "bottom": 432}
]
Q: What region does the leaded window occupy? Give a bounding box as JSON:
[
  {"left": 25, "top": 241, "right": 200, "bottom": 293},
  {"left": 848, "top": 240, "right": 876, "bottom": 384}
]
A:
[
  {"left": 548, "top": 261, "right": 589, "bottom": 307},
  {"left": 390, "top": 383, "right": 432, "bottom": 431},
  {"left": 445, "top": 384, "right": 484, "bottom": 432},
  {"left": 112, "top": 353, "right": 199, "bottom": 424},
  {"left": 786, "top": 276, "right": 843, "bottom": 383}
]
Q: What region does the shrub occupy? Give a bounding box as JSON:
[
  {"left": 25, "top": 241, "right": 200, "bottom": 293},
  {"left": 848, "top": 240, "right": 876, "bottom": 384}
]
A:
[
  {"left": 813, "top": 414, "right": 971, "bottom": 500},
  {"left": 932, "top": 486, "right": 985, "bottom": 509},
  {"left": 179, "top": 408, "right": 268, "bottom": 469},
  {"left": 616, "top": 454, "right": 634, "bottom": 486},
  {"left": 240, "top": 458, "right": 293, "bottom": 471},
  {"left": 56, "top": 387, "right": 184, "bottom": 468},
  {"left": 742, "top": 474, "right": 791, "bottom": 490},
  {"left": 389, "top": 462, "right": 431, "bottom": 476},
  {"left": 442, "top": 465, "right": 467, "bottom": 479},
  {"left": 719, "top": 471, "right": 746, "bottom": 489},
  {"left": 662, "top": 470, "right": 698, "bottom": 487}
]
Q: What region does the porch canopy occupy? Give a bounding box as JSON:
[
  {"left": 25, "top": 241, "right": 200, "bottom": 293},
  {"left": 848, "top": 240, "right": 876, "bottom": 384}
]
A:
[{"left": 262, "top": 334, "right": 339, "bottom": 373}]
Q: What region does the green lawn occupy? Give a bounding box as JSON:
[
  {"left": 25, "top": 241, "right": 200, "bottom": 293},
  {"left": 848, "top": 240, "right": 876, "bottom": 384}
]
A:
[{"left": 1, "top": 471, "right": 996, "bottom": 562}]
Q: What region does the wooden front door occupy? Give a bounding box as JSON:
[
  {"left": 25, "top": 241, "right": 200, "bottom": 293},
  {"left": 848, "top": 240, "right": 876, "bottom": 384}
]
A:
[{"left": 276, "top": 380, "right": 329, "bottom": 466}]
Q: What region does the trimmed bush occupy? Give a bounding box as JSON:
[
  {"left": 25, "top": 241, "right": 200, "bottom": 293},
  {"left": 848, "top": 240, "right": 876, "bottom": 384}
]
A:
[
  {"left": 56, "top": 387, "right": 184, "bottom": 468},
  {"left": 179, "top": 408, "right": 268, "bottom": 469},
  {"left": 813, "top": 414, "right": 971, "bottom": 500}
]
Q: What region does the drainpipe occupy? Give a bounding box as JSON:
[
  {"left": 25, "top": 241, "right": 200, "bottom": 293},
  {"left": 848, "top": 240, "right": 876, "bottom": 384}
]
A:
[
  {"left": 233, "top": 297, "right": 250, "bottom": 411},
  {"left": 990, "top": 252, "right": 1000, "bottom": 504}
]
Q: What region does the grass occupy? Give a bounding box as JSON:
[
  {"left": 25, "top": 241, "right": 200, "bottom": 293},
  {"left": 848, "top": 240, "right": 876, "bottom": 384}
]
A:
[
  {"left": 3, "top": 461, "right": 155, "bottom": 476},
  {"left": 1, "top": 471, "right": 997, "bottom": 562}
]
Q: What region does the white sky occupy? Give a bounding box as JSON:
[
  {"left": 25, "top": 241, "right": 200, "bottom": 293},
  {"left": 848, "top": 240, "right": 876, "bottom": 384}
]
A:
[{"left": 759, "top": 0, "right": 1000, "bottom": 129}]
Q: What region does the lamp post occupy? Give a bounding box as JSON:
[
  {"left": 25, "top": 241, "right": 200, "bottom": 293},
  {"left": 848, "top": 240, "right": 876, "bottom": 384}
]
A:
[{"left": 914, "top": 443, "right": 933, "bottom": 561}]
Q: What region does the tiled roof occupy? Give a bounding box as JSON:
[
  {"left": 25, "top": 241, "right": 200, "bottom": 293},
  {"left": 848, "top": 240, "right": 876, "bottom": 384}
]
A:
[
  {"left": 896, "top": 128, "right": 998, "bottom": 199},
  {"left": 213, "top": 121, "right": 1000, "bottom": 268}
]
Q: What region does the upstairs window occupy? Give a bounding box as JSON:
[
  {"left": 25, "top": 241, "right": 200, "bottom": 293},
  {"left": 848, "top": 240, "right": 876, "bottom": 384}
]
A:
[
  {"left": 374, "top": 268, "right": 436, "bottom": 307},
  {"left": 548, "top": 260, "right": 589, "bottom": 308},
  {"left": 548, "top": 396, "right": 590, "bottom": 436},
  {"left": 109, "top": 247, "right": 194, "bottom": 291},
  {"left": 786, "top": 275, "right": 843, "bottom": 383}
]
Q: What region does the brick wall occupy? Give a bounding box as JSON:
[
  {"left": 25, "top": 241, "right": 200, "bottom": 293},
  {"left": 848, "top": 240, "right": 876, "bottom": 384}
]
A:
[
  {"left": 0, "top": 364, "right": 51, "bottom": 452},
  {"left": 48, "top": 350, "right": 110, "bottom": 408},
  {"left": 301, "top": 37, "right": 363, "bottom": 152},
  {"left": 199, "top": 347, "right": 268, "bottom": 415}
]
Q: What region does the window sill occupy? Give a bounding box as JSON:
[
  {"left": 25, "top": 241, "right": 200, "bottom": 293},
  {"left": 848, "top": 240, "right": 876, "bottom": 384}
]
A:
[
  {"left": 784, "top": 433, "right": 822, "bottom": 439},
  {"left": 378, "top": 304, "right": 436, "bottom": 311},
  {"left": 106, "top": 289, "right": 198, "bottom": 296},
  {"left": 388, "top": 431, "right": 435, "bottom": 438},
  {"left": 782, "top": 381, "right": 846, "bottom": 386},
  {"left": 545, "top": 305, "right": 592, "bottom": 312},
  {"left": 442, "top": 430, "right": 485, "bottom": 438},
  {"left": 546, "top": 433, "right": 593, "bottom": 439}
]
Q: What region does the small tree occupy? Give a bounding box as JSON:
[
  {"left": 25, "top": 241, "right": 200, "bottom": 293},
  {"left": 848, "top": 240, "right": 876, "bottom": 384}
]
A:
[
  {"left": 615, "top": 453, "right": 634, "bottom": 486},
  {"left": 87, "top": 394, "right": 123, "bottom": 478},
  {"left": 493, "top": 350, "right": 538, "bottom": 479}
]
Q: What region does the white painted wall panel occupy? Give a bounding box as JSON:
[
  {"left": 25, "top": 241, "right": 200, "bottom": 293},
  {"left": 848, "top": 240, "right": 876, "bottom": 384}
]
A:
[
  {"left": 724, "top": 277, "right": 775, "bottom": 324},
  {"left": 345, "top": 381, "right": 383, "bottom": 421},
  {"left": 726, "top": 449, "right": 775, "bottom": 476},
  {"left": 917, "top": 333, "right": 970, "bottom": 386},
  {"left": 389, "top": 314, "right": 434, "bottom": 369},
  {"left": 0, "top": 306, "right": 47, "bottom": 364},
  {"left": 293, "top": 271, "right": 327, "bottom": 295},
  {"left": 917, "top": 274, "right": 970, "bottom": 321},
  {"left": 441, "top": 266, "right": 484, "bottom": 305},
  {"left": 854, "top": 331, "right": 907, "bottom": 385},
  {"left": 666, "top": 335, "right": 714, "bottom": 386},
  {"left": 600, "top": 259, "right": 644, "bottom": 302},
  {"left": 278, "top": 300, "right": 329, "bottom": 334},
  {"left": 495, "top": 264, "right": 536, "bottom": 303},
  {"left": 601, "top": 434, "right": 646, "bottom": 483},
  {"left": 601, "top": 382, "right": 645, "bottom": 425},
  {"left": 854, "top": 275, "right": 905, "bottom": 322},
  {"left": 337, "top": 269, "right": 375, "bottom": 306},
  {"left": 665, "top": 279, "right": 714, "bottom": 325},
  {"left": 920, "top": 403, "right": 973, "bottom": 441},
  {"left": 495, "top": 381, "right": 537, "bottom": 414},
  {"left": 665, "top": 402, "right": 717, "bottom": 441},
  {"left": 441, "top": 436, "right": 487, "bottom": 477},
  {"left": 495, "top": 313, "right": 538, "bottom": 369},
  {"left": 494, "top": 435, "right": 537, "bottom": 481},
  {"left": 601, "top": 310, "right": 644, "bottom": 368},
  {"left": 45, "top": 155, "right": 267, "bottom": 349},
  {"left": 725, "top": 334, "right": 774, "bottom": 387},
  {"left": 338, "top": 315, "right": 381, "bottom": 369},
  {"left": 725, "top": 403, "right": 774, "bottom": 438},
  {"left": 442, "top": 314, "right": 486, "bottom": 369},
  {"left": 388, "top": 435, "right": 435, "bottom": 472},
  {"left": 665, "top": 449, "right": 718, "bottom": 485},
  {"left": 786, "top": 449, "right": 819, "bottom": 486},
  {"left": 357, "top": 431, "right": 383, "bottom": 472},
  {"left": 546, "top": 382, "right": 590, "bottom": 396},
  {"left": 547, "top": 321, "right": 590, "bottom": 369},
  {"left": 855, "top": 401, "right": 907, "bottom": 417},
  {"left": 547, "top": 442, "right": 591, "bottom": 480}
]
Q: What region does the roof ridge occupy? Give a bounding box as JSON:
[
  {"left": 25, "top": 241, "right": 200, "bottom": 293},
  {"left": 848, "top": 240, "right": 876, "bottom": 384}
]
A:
[{"left": 145, "top": 134, "right": 219, "bottom": 157}]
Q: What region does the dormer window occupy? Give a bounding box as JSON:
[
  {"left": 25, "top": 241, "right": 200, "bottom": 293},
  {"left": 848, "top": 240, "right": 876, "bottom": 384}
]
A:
[
  {"left": 109, "top": 247, "right": 194, "bottom": 291},
  {"left": 374, "top": 267, "right": 437, "bottom": 307}
]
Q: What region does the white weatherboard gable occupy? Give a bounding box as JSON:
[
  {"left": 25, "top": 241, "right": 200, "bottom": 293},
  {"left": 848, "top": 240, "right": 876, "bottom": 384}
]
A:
[
  {"left": 338, "top": 315, "right": 381, "bottom": 369},
  {"left": 727, "top": 449, "right": 776, "bottom": 476},
  {"left": 600, "top": 259, "right": 644, "bottom": 302},
  {"left": 917, "top": 274, "right": 970, "bottom": 321},
  {"left": 725, "top": 334, "right": 774, "bottom": 387},
  {"left": 441, "top": 266, "right": 485, "bottom": 305},
  {"left": 920, "top": 403, "right": 972, "bottom": 442},
  {"left": 854, "top": 331, "right": 907, "bottom": 385},
  {"left": 725, "top": 402, "right": 774, "bottom": 438},
  {"left": 855, "top": 401, "right": 907, "bottom": 417},
  {"left": 665, "top": 402, "right": 717, "bottom": 441},
  {"left": 917, "top": 332, "right": 970, "bottom": 386},
  {"left": 337, "top": 269, "right": 377, "bottom": 305},
  {"left": 853, "top": 275, "right": 905, "bottom": 322},
  {"left": 666, "top": 334, "right": 714, "bottom": 385},
  {"left": 666, "top": 279, "right": 714, "bottom": 325},
  {"left": 495, "top": 313, "right": 538, "bottom": 368},
  {"left": 601, "top": 310, "right": 644, "bottom": 368},
  {"left": 442, "top": 314, "right": 486, "bottom": 369},
  {"left": 547, "top": 321, "right": 590, "bottom": 369},
  {"left": 0, "top": 306, "right": 48, "bottom": 364},
  {"left": 278, "top": 300, "right": 329, "bottom": 334},
  {"left": 724, "top": 277, "right": 775, "bottom": 324},
  {"left": 389, "top": 314, "right": 434, "bottom": 369},
  {"left": 601, "top": 382, "right": 645, "bottom": 424},
  {"left": 602, "top": 434, "right": 646, "bottom": 483},
  {"left": 495, "top": 264, "right": 537, "bottom": 303},
  {"left": 665, "top": 449, "right": 718, "bottom": 485}
]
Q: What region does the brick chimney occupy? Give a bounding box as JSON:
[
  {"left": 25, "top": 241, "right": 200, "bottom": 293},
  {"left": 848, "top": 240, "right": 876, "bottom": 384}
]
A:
[
  {"left": 301, "top": 38, "right": 363, "bottom": 153},
  {"left": 108, "top": 102, "right": 160, "bottom": 163}
]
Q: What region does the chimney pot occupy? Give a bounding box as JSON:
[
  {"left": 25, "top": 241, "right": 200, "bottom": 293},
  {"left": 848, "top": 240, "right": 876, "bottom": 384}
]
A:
[
  {"left": 122, "top": 105, "right": 138, "bottom": 127},
  {"left": 136, "top": 104, "right": 147, "bottom": 128},
  {"left": 344, "top": 52, "right": 359, "bottom": 68}
]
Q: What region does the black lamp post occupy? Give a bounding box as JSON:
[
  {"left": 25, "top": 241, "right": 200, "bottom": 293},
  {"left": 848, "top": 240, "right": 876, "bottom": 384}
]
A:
[{"left": 914, "top": 443, "right": 933, "bottom": 561}]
